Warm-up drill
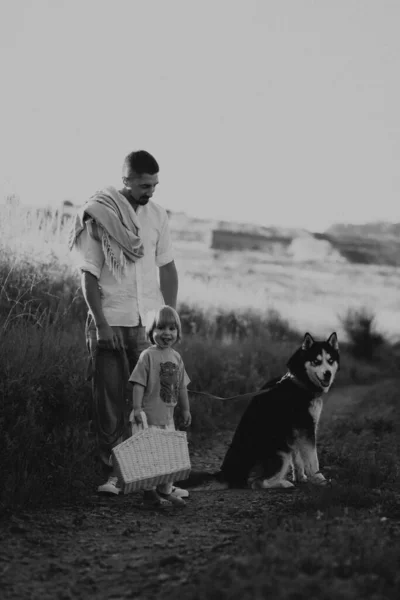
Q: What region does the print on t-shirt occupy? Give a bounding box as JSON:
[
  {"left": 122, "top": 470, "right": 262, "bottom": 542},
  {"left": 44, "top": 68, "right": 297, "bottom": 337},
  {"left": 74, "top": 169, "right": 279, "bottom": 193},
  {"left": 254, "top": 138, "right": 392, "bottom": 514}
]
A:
[{"left": 159, "top": 361, "right": 179, "bottom": 405}]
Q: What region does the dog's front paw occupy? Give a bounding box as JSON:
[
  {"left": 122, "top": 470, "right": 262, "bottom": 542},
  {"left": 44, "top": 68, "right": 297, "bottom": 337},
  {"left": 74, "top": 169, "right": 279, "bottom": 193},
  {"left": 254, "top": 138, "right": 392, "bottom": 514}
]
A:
[
  {"left": 295, "top": 474, "right": 308, "bottom": 484},
  {"left": 309, "top": 472, "right": 328, "bottom": 486}
]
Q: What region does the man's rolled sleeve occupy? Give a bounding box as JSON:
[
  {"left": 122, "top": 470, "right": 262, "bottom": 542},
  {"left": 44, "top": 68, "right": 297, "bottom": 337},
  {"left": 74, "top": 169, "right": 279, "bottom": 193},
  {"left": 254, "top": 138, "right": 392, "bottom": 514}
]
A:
[
  {"left": 74, "top": 226, "right": 104, "bottom": 280},
  {"left": 155, "top": 213, "right": 174, "bottom": 267}
]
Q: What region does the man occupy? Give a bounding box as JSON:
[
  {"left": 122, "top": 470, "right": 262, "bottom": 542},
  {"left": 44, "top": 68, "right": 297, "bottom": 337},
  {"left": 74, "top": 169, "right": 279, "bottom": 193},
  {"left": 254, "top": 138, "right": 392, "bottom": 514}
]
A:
[{"left": 69, "top": 150, "right": 181, "bottom": 496}]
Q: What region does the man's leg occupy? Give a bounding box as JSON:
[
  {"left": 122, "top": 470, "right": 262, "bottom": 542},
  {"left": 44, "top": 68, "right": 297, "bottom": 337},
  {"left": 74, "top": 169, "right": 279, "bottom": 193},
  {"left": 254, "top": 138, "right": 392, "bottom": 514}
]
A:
[
  {"left": 87, "top": 320, "right": 129, "bottom": 493},
  {"left": 124, "top": 324, "right": 150, "bottom": 379}
]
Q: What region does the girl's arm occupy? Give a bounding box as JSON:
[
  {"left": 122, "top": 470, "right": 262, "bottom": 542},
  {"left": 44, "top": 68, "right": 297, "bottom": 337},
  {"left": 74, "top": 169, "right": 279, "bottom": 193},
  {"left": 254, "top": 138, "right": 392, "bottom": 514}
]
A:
[
  {"left": 178, "top": 387, "right": 191, "bottom": 427},
  {"left": 132, "top": 384, "right": 145, "bottom": 425}
]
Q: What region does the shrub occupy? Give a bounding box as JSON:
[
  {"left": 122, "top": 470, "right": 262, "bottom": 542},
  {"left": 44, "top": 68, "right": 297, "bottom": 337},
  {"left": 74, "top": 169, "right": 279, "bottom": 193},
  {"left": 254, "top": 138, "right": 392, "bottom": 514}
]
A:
[
  {"left": 178, "top": 302, "right": 299, "bottom": 343},
  {"left": 340, "top": 307, "right": 385, "bottom": 360},
  {"left": 0, "top": 319, "right": 95, "bottom": 508}
]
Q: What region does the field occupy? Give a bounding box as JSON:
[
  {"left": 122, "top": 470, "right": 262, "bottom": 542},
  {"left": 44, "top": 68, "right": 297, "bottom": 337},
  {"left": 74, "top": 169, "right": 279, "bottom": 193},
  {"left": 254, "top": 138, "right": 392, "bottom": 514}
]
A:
[
  {"left": 173, "top": 238, "right": 400, "bottom": 342},
  {"left": 1, "top": 203, "right": 400, "bottom": 599}
]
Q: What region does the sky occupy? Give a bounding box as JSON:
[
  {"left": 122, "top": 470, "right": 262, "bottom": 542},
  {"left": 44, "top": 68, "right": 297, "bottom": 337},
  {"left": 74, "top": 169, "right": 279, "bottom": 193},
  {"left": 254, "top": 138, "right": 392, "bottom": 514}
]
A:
[{"left": 0, "top": 0, "right": 399, "bottom": 231}]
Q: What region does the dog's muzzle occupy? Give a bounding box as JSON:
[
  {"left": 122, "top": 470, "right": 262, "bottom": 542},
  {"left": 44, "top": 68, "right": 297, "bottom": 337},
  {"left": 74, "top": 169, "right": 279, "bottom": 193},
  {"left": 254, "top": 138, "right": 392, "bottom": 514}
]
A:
[{"left": 319, "top": 371, "right": 332, "bottom": 387}]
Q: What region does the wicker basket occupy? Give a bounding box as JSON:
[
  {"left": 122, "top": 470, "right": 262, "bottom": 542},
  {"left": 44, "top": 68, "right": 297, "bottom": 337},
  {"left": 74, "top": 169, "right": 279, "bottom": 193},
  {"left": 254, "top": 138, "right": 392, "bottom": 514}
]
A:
[{"left": 112, "top": 412, "right": 191, "bottom": 494}]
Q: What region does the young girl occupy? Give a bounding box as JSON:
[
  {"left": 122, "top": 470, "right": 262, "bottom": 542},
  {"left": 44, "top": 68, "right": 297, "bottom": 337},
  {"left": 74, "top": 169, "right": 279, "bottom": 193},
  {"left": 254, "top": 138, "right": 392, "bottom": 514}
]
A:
[{"left": 129, "top": 305, "right": 192, "bottom": 507}]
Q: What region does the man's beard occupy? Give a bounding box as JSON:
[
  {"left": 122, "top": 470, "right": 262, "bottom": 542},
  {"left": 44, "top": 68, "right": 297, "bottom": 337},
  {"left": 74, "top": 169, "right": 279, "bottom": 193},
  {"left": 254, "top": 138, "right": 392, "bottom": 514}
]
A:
[{"left": 129, "top": 193, "right": 150, "bottom": 206}]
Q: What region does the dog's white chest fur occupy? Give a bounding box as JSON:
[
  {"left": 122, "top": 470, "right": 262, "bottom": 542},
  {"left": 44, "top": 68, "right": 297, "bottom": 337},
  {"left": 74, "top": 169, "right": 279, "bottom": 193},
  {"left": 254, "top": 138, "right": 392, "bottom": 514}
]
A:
[{"left": 309, "top": 398, "right": 323, "bottom": 426}]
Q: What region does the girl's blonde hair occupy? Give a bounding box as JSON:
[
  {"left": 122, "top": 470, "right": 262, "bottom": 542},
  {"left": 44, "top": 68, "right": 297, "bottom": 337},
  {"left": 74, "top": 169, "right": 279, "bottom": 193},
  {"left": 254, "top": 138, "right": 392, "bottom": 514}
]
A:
[{"left": 146, "top": 305, "right": 183, "bottom": 345}]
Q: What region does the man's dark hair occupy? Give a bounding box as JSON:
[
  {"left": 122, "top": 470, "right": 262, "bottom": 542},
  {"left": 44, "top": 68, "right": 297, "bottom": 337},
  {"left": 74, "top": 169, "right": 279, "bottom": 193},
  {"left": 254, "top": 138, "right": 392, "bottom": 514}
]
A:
[{"left": 122, "top": 150, "right": 159, "bottom": 178}]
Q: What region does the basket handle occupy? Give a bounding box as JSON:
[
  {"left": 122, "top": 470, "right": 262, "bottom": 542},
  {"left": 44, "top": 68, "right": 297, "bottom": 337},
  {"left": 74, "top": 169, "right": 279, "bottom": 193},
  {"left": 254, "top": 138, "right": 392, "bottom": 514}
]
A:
[{"left": 129, "top": 410, "right": 149, "bottom": 432}]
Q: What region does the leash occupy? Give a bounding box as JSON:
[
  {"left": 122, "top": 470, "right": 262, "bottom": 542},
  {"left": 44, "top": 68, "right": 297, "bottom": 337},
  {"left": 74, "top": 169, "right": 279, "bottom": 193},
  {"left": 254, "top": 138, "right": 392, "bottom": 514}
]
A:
[
  {"left": 188, "top": 388, "right": 269, "bottom": 403},
  {"left": 188, "top": 372, "right": 318, "bottom": 403}
]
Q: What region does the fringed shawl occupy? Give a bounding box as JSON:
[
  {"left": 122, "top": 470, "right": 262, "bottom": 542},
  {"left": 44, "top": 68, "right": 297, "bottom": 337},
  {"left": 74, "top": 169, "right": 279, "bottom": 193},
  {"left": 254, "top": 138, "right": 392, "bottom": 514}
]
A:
[{"left": 68, "top": 186, "right": 144, "bottom": 282}]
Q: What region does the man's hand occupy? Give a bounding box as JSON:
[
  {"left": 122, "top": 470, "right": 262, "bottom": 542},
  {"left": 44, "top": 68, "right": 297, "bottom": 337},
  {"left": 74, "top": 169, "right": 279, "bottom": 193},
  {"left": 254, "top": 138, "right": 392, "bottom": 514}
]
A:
[
  {"left": 181, "top": 409, "right": 192, "bottom": 428},
  {"left": 96, "top": 323, "right": 123, "bottom": 350}
]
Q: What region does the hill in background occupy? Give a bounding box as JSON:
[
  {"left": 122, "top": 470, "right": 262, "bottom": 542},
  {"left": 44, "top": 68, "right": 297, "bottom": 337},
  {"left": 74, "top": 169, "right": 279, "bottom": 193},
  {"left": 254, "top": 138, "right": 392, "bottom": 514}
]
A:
[
  {"left": 326, "top": 222, "right": 400, "bottom": 239},
  {"left": 168, "top": 210, "right": 400, "bottom": 267}
]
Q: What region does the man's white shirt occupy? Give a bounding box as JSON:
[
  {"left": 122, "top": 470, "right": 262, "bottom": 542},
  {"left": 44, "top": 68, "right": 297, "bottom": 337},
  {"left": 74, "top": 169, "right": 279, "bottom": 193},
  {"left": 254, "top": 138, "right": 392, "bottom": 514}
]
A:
[{"left": 75, "top": 196, "right": 174, "bottom": 326}]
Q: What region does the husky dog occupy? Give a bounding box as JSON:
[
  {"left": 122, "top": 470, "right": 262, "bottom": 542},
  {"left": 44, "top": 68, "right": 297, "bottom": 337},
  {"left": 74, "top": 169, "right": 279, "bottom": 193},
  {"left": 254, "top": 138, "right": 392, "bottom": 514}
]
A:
[{"left": 183, "top": 332, "right": 339, "bottom": 491}]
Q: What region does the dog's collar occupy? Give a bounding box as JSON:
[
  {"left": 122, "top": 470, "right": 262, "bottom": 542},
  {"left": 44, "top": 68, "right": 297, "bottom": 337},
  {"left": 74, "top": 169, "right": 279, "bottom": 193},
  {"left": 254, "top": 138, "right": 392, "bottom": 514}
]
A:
[{"left": 283, "top": 371, "right": 323, "bottom": 397}]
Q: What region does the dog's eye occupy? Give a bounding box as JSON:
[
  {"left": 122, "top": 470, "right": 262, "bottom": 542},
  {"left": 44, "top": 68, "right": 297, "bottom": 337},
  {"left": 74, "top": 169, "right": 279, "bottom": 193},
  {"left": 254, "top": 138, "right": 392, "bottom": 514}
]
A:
[
  {"left": 327, "top": 358, "right": 334, "bottom": 365},
  {"left": 312, "top": 359, "right": 322, "bottom": 366}
]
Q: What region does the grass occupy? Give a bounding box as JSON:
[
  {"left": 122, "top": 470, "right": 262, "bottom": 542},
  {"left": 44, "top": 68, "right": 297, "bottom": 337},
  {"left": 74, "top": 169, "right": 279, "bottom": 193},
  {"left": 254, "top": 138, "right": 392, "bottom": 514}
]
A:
[
  {"left": 0, "top": 319, "right": 91, "bottom": 506},
  {"left": 198, "top": 515, "right": 400, "bottom": 599},
  {"left": 188, "top": 378, "right": 400, "bottom": 599}
]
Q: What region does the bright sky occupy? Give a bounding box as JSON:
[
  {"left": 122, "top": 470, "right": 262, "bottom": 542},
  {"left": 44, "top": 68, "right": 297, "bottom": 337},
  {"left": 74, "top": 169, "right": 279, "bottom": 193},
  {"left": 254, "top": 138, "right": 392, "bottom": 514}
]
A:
[{"left": 1, "top": 0, "right": 399, "bottom": 231}]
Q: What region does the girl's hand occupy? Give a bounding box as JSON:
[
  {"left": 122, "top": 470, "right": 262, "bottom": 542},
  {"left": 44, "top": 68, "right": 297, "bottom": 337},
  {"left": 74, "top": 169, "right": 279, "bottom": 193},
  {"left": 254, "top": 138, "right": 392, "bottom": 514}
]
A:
[
  {"left": 133, "top": 409, "right": 143, "bottom": 425},
  {"left": 181, "top": 409, "right": 192, "bottom": 428}
]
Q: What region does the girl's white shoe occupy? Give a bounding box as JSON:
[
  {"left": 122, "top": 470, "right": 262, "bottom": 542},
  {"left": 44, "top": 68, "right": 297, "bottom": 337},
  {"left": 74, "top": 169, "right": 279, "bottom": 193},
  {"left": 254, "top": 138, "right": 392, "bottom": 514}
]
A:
[{"left": 170, "top": 486, "right": 189, "bottom": 499}]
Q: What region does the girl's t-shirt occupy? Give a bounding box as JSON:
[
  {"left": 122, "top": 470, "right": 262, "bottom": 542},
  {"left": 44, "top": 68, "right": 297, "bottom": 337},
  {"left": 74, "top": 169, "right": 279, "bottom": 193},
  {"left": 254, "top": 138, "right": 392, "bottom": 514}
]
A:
[{"left": 129, "top": 345, "right": 190, "bottom": 426}]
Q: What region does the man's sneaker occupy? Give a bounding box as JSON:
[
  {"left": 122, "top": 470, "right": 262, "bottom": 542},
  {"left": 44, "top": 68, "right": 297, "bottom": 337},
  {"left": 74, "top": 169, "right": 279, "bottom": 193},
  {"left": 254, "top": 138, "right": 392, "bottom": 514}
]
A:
[
  {"left": 170, "top": 486, "right": 189, "bottom": 499},
  {"left": 97, "top": 476, "right": 121, "bottom": 495}
]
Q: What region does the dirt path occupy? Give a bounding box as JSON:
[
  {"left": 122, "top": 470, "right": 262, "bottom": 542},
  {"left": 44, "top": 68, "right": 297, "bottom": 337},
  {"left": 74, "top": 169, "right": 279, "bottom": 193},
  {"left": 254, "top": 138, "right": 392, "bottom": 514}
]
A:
[{"left": 0, "top": 384, "right": 370, "bottom": 600}]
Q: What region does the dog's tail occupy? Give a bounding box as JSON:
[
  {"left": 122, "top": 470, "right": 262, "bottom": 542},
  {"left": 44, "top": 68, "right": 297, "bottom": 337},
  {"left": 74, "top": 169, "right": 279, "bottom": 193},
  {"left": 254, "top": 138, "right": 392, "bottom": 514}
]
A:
[{"left": 175, "top": 470, "right": 229, "bottom": 491}]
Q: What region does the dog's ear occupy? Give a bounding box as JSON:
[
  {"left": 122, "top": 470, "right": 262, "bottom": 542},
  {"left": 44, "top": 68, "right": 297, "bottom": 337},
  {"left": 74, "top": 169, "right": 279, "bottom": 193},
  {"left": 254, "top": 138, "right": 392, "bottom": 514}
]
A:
[
  {"left": 327, "top": 332, "right": 339, "bottom": 351},
  {"left": 302, "top": 332, "right": 314, "bottom": 351}
]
